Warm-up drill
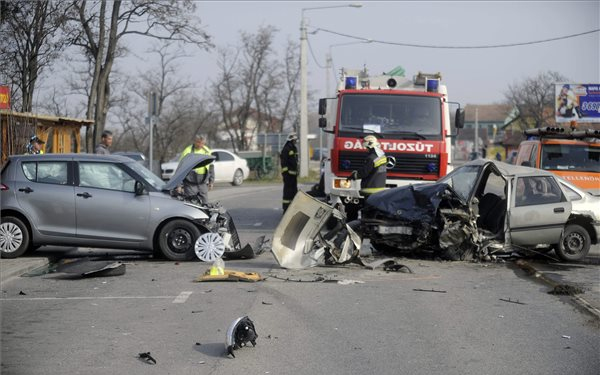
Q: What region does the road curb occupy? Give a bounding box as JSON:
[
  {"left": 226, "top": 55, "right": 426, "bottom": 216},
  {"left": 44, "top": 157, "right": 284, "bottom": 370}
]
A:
[
  {"left": 0, "top": 258, "right": 51, "bottom": 286},
  {"left": 515, "top": 259, "right": 600, "bottom": 320}
]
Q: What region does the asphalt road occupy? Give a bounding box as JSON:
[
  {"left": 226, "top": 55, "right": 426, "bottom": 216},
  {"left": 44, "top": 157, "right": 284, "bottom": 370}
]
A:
[{"left": 1, "top": 184, "right": 599, "bottom": 375}]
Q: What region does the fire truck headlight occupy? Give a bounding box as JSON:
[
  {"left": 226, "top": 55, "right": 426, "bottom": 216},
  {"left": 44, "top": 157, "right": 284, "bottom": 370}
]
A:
[
  {"left": 427, "top": 162, "right": 438, "bottom": 173},
  {"left": 334, "top": 179, "right": 352, "bottom": 189},
  {"left": 345, "top": 76, "right": 357, "bottom": 89}
]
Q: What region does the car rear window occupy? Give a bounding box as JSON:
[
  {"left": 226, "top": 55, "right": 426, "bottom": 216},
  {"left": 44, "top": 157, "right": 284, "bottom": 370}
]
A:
[{"left": 22, "top": 161, "right": 69, "bottom": 185}]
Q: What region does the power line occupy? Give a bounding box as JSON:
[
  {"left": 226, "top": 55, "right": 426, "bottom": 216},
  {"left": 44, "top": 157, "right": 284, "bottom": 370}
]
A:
[
  {"left": 306, "top": 36, "right": 326, "bottom": 68},
  {"left": 310, "top": 27, "right": 600, "bottom": 49}
]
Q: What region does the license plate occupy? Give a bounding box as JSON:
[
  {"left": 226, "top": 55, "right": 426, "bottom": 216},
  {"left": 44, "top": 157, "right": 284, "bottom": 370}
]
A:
[{"left": 377, "top": 225, "right": 412, "bottom": 235}]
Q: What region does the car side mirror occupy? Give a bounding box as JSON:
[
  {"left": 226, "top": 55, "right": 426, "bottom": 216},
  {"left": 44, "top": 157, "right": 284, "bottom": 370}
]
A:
[
  {"left": 318, "top": 98, "right": 327, "bottom": 115},
  {"left": 455, "top": 108, "right": 465, "bottom": 129},
  {"left": 134, "top": 180, "right": 147, "bottom": 196}
]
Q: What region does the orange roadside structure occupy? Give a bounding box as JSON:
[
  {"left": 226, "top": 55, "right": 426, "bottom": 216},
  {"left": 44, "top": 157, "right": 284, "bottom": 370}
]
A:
[{"left": 1, "top": 110, "right": 94, "bottom": 164}]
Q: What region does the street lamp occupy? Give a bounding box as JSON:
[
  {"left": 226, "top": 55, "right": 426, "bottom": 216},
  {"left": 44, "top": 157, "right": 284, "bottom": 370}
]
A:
[{"left": 299, "top": 3, "right": 362, "bottom": 177}]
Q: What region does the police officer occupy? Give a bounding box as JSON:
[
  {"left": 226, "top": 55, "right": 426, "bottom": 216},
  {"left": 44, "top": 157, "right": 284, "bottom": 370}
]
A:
[
  {"left": 179, "top": 134, "right": 214, "bottom": 203},
  {"left": 26, "top": 135, "right": 45, "bottom": 155},
  {"left": 347, "top": 135, "right": 387, "bottom": 219},
  {"left": 280, "top": 132, "right": 298, "bottom": 212}
]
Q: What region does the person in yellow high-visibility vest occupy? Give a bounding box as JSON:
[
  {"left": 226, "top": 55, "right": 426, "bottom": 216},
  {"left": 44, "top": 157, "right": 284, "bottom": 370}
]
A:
[
  {"left": 25, "top": 135, "right": 45, "bottom": 155},
  {"left": 179, "top": 134, "right": 214, "bottom": 203}
]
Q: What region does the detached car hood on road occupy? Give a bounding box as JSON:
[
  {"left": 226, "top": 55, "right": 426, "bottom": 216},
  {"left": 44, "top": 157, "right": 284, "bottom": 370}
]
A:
[{"left": 162, "top": 154, "right": 215, "bottom": 191}]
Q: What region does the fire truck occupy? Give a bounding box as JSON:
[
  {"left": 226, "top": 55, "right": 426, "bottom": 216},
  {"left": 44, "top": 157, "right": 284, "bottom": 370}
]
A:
[
  {"left": 318, "top": 67, "right": 465, "bottom": 218},
  {"left": 516, "top": 126, "right": 600, "bottom": 196}
]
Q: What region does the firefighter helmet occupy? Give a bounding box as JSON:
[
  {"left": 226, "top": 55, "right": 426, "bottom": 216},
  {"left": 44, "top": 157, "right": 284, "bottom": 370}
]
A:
[
  {"left": 287, "top": 132, "right": 298, "bottom": 142},
  {"left": 362, "top": 135, "right": 379, "bottom": 149}
]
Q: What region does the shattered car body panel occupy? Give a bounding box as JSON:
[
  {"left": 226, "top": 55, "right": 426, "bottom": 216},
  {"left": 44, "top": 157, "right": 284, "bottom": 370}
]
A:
[{"left": 272, "top": 192, "right": 361, "bottom": 269}]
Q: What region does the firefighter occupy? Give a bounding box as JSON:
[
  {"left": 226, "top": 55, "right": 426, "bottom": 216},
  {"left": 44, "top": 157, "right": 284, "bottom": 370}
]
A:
[
  {"left": 280, "top": 132, "right": 299, "bottom": 212},
  {"left": 179, "top": 134, "right": 214, "bottom": 203},
  {"left": 346, "top": 135, "right": 387, "bottom": 219}
]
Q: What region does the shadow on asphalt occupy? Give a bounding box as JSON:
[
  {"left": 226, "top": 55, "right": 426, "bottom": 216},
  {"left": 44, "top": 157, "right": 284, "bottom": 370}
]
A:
[{"left": 193, "top": 342, "right": 228, "bottom": 358}]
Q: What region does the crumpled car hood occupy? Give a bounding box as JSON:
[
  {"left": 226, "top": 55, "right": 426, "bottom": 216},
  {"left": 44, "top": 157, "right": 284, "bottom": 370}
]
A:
[{"left": 362, "top": 183, "right": 451, "bottom": 223}]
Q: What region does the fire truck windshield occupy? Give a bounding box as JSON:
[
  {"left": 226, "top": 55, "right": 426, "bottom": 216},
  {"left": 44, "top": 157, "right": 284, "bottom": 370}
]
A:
[
  {"left": 339, "top": 94, "right": 442, "bottom": 139},
  {"left": 541, "top": 144, "right": 600, "bottom": 173}
]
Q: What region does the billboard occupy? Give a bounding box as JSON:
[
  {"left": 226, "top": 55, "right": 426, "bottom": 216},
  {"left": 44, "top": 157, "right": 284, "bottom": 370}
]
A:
[
  {"left": 0, "top": 85, "right": 9, "bottom": 110},
  {"left": 555, "top": 83, "right": 600, "bottom": 123}
]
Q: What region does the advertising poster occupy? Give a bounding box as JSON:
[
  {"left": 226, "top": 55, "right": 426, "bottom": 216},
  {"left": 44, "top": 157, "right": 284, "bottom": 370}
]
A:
[
  {"left": 555, "top": 83, "right": 600, "bottom": 123},
  {"left": 0, "top": 85, "right": 9, "bottom": 110}
]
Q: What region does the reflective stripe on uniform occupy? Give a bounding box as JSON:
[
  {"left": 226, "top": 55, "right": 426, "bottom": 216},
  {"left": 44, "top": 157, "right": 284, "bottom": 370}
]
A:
[
  {"left": 361, "top": 187, "right": 385, "bottom": 194},
  {"left": 282, "top": 199, "right": 292, "bottom": 203},
  {"left": 282, "top": 167, "right": 289, "bottom": 172},
  {"left": 288, "top": 150, "right": 295, "bottom": 155},
  {"left": 288, "top": 171, "right": 297, "bottom": 175},
  {"left": 373, "top": 156, "right": 387, "bottom": 168}
]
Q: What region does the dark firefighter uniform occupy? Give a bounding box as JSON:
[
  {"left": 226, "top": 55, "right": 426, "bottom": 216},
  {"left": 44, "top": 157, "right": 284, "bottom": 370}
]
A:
[
  {"left": 356, "top": 147, "right": 387, "bottom": 195},
  {"left": 280, "top": 133, "right": 299, "bottom": 211}
]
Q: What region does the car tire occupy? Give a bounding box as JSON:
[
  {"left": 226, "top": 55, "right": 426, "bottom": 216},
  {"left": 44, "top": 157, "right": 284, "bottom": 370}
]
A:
[
  {"left": 158, "top": 220, "right": 202, "bottom": 261},
  {"left": 0, "top": 216, "right": 30, "bottom": 259},
  {"left": 232, "top": 169, "right": 244, "bottom": 186},
  {"left": 555, "top": 224, "right": 591, "bottom": 262}
]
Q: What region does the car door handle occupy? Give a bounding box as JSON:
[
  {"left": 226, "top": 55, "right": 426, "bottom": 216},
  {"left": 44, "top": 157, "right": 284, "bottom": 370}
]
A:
[
  {"left": 77, "top": 192, "right": 92, "bottom": 199},
  {"left": 554, "top": 207, "right": 565, "bottom": 213},
  {"left": 18, "top": 187, "right": 33, "bottom": 193}
]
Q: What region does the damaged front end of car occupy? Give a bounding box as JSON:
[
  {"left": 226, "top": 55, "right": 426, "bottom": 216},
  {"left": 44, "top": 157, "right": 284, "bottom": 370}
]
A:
[{"left": 361, "top": 183, "right": 484, "bottom": 260}]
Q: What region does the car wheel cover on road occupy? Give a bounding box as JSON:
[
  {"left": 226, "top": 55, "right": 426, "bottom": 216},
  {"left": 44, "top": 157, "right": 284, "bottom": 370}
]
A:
[
  {"left": 166, "top": 228, "right": 194, "bottom": 254},
  {"left": 0, "top": 222, "right": 24, "bottom": 253},
  {"left": 195, "top": 232, "right": 225, "bottom": 262}
]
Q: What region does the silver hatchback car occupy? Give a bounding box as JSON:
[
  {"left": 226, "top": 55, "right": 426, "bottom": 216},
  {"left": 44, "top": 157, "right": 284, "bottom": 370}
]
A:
[{"left": 0, "top": 153, "right": 240, "bottom": 260}]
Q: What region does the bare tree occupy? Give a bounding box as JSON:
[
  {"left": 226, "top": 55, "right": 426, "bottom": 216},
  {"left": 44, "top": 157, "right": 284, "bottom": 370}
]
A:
[
  {"left": 67, "top": 0, "right": 213, "bottom": 152},
  {"left": 0, "top": 0, "right": 71, "bottom": 112},
  {"left": 504, "top": 71, "right": 568, "bottom": 129},
  {"left": 114, "top": 44, "right": 216, "bottom": 165},
  {"left": 211, "top": 26, "right": 300, "bottom": 152}
]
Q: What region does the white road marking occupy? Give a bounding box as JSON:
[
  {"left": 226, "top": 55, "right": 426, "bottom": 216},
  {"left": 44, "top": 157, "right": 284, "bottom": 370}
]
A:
[
  {"left": 1, "top": 296, "right": 176, "bottom": 301},
  {"left": 172, "top": 291, "right": 193, "bottom": 303},
  {"left": 253, "top": 222, "right": 262, "bottom": 227}
]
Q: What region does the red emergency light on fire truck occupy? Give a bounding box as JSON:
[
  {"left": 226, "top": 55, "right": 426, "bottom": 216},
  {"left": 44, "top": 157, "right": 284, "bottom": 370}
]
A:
[{"left": 317, "top": 67, "right": 465, "bottom": 217}]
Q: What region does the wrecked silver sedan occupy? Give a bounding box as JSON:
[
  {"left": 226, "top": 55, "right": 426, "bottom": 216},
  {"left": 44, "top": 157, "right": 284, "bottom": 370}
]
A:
[
  {"left": 361, "top": 159, "right": 600, "bottom": 262},
  {"left": 273, "top": 160, "right": 599, "bottom": 268}
]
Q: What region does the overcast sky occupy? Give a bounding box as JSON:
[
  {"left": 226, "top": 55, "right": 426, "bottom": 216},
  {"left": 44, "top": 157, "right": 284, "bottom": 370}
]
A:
[{"left": 122, "top": 1, "right": 600, "bottom": 106}]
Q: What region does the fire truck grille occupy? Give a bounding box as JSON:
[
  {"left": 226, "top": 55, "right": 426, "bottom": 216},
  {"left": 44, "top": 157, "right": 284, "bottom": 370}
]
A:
[{"left": 338, "top": 151, "right": 440, "bottom": 175}]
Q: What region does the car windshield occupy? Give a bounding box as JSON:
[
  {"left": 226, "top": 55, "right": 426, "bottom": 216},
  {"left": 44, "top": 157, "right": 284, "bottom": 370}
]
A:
[
  {"left": 438, "top": 165, "right": 481, "bottom": 201},
  {"left": 339, "top": 94, "right": 442, "bottom": 139},
  {"left": 126, "top": 161, "right": 165, "bottom": 190},
  {"left": 541, "top": 144, "right": 600, "bottom": 173}
]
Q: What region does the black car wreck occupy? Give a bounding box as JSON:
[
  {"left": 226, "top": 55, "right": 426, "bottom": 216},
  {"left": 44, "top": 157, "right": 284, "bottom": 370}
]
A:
[{"left": 271, "top": 160, "right": 599, "bottom": 268}]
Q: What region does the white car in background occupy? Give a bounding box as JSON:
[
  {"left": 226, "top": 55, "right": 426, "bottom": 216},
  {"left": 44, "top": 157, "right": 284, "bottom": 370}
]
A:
[{"left": 161, "top": 149, "right": 250, "bottom": 186}]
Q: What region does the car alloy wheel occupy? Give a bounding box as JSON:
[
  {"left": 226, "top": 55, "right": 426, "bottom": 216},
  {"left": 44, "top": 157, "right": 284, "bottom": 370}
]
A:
[
  {"left": 232, "top": 169, "right": 244, "bottom": 186},
  {"left": 0, "top": 217, "right": 30, "bottom": 258}
]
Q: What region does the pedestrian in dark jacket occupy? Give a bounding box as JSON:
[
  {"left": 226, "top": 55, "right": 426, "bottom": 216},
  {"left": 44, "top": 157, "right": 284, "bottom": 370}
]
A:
[{"left": 280, "top": 132, "right": 299, "bottom": 212}]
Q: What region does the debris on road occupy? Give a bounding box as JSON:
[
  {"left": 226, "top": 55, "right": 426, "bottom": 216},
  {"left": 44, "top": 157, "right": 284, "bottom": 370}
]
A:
[
  {"left": 499, "top": 298, "right": 526, "bottom": 305},
  {"left": 548, "top": 284, "right": 584, "bottom": 295},
  {"left": 196, "top": 269, "right": 264, "bottom": 282},
  {"left": 562, "top": 335, "right": 571, "bottom": 339},
  {"left": 138, "top": 352, "right": 157, "bottom": 364},
  {"left": 55, "top": 258, "right": 125, "bottom": 278},
  {"left": 413, "top": 288, "right": 447, "bottom": 293},
  {"left": 226, "top": 316, "right": 257, "bottom": 358}
]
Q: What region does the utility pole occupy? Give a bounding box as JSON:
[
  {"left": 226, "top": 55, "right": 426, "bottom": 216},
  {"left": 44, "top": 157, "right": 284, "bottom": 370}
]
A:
[
  {"left": 148, "top": 91, "right": 157, "bottom": 173},
  {"left": 474, "top": 107, "right": 479, "bottom": 159}
]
